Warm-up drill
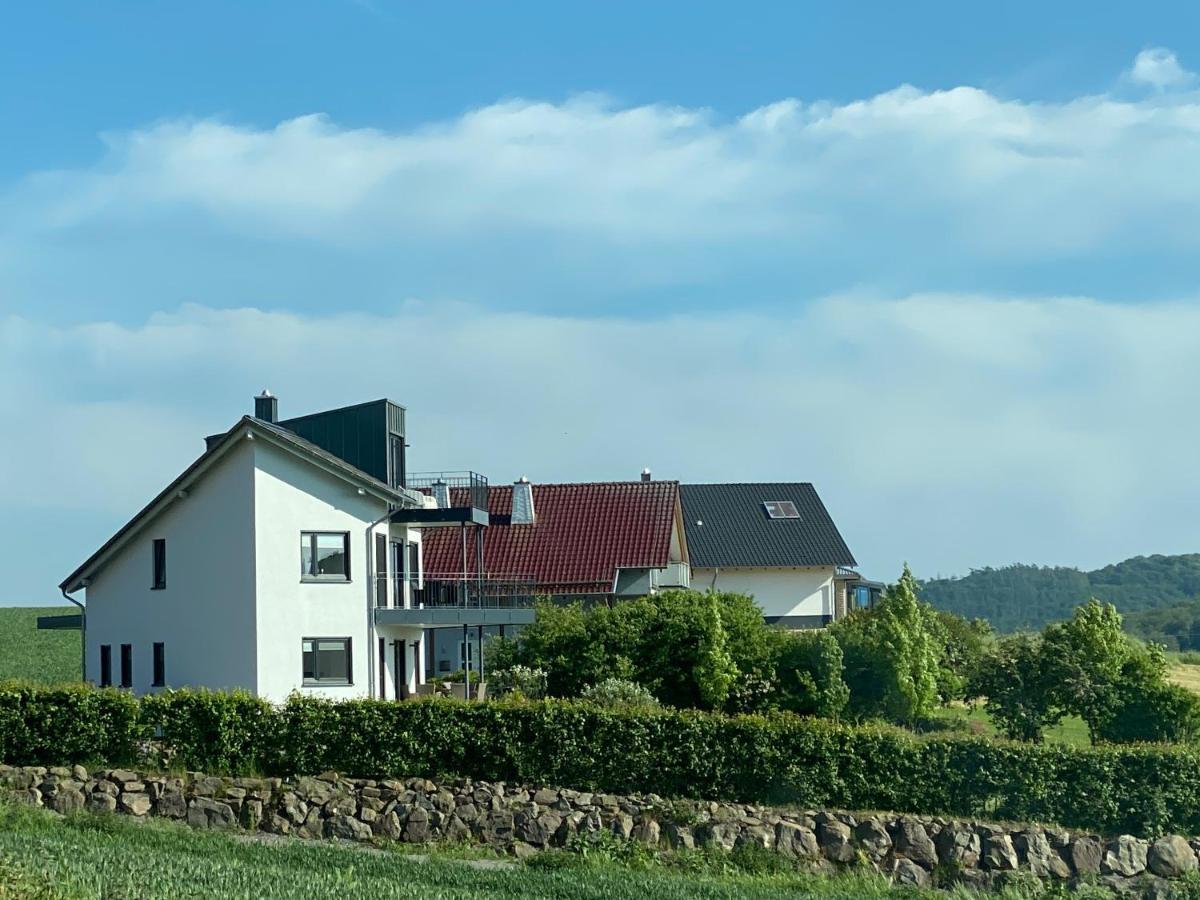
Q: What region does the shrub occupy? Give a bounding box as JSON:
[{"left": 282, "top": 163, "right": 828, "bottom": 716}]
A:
[
  {"left": 488, "top": 666, "right": 548, "bottom": 700},
  {"left": 7, "top": 685, "right": 1200, "bottom": 835},
  {"left": 970, "top": 634, "right": 1063, "bottom": 742},
  {"left": 579, "top": 679, "right": 660, "bottom": 710}
]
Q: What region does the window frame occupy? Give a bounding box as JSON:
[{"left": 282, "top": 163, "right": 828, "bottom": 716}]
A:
[
  {"left": 152, "top": 642, "right": 166, "bottom": 687},
  {"left": 99, "top": 645, "right": 112, "bottom": 688},
  {"left": 301, "top": 636, "right": 353, "bottom": 686},
  {"left": 300, "top": 531, "right": 352, "bottom": 582},
  {"left": 119, "top": 643, "right": 133, "bottom": 689},
  {"left": 151, "top": 538, "right": 167, "bottom": 590}
]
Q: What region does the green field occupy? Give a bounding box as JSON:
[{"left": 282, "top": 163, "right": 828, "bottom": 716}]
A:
[
  {"left": 0, "top": 802, "right": 1049, "bottom": 900},
  {"left": 0, "top": 606, "right": 80, "bottom": 685}
]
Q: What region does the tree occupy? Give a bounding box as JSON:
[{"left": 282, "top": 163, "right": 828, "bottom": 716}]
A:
[
  {"left": 832, "top": 564, "right": 943, "bottom": 724},
  {"left": 773, "top": 629, "right": 850, "bottom": 718},
  {"left": 693, "top": 592, "right": 738, "bottom": 708},
  {"left": 970, "top": 634, "right": 1062, "bottom": 742},
  {"left": 1042, "top": 599, "right": 1136, "bottom": 739}
]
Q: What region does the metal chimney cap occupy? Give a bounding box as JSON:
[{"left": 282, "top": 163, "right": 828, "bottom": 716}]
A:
[
  {"left": 257, "top": 389, "right": 273, "bottom": 398},
  {"left": 516, "top": 475, "right": 530, "bottom": 484}
]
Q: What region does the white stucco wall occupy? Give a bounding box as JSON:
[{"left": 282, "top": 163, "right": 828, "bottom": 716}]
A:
[
  {"left": 692, "top": 566, "right": 836, "bottom": 621},
  {"left": 251, "top": 439, "right": 392, "bottom": 703},
  {"left": 83, "top": 439, "right": 258, "bottom": 693}
]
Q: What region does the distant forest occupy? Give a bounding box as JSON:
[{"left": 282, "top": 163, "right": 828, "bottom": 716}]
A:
[{"left": 919, "top": 553, "right": 1200, "bottom": 641}]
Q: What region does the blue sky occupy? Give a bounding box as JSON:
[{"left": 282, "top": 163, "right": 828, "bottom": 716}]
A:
[{"left": 4, "top": 2, "right": 1200, "bottom": 605}]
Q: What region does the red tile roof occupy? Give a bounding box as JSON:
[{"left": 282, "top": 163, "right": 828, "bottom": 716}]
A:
[{"left": 421, "top": 481, "right": 680, "bottom": 594}]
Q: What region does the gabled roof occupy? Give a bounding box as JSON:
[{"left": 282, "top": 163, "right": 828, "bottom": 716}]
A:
[
  {"left": 421, "top": 481, "right": 680, "bottom": 594},
  {"left": 61, "top": 416, "right": 421, "bottom": 594},
  {"left": 679, "top": 483, "right": 856, "bottom": 569}
]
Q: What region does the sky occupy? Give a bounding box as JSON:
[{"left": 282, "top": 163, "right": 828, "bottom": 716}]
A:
[{"left": 4, "top": 2, "right": 1200, "bottom": 605}]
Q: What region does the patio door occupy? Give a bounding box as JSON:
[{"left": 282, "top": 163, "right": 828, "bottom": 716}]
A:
[
  {"left": 390, "top": 541, "right": 405, "bottom": 607},
  {"left": 393, "top": 640, "right": 405, "bottom": 699}
]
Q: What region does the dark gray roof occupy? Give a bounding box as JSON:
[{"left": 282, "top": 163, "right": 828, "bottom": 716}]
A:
[{"left": 679, "top": 483, "right": 857, "bottom": 569}]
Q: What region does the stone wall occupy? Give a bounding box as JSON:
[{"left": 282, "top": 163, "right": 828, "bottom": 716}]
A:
[{"left": 2, "top": 763, "right": 1197, "bottom": 896}]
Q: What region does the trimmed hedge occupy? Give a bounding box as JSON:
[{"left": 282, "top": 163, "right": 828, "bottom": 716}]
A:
[{"left": 2, "top": 684, "right": 1200, "bottom": 837}]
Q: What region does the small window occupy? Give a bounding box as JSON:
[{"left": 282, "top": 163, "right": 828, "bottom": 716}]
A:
[
  {"left": 301, "top": 532, "right": 351, "bottom": 581},
  {"left": 152, "top": 538, "right": 166, "bottom": 589},
  {"left": 152, "top": 642, "right": 166, "bottom": 687},
  {"left": 302, "top": 637, "right": 352, "bottom": 685},
  {"left": 99, "top": 645, "right": 112, "bottom": 687},
  {"left": 763, "top": 500, "right": 800, "bottom": 519},
  {"left": 119, "top": 644, "right": 133, "bottom": 688}
]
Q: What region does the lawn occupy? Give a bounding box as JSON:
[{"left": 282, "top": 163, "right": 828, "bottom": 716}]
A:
[
  {"left": 0, "top": 802, "right": 1022, "bottom": 900},
  {"left": 0, "top": 606, "right": 80, "bottom": 685},
  {"left": 932, "top": 704, "right": 1092, "bottom": 747}
]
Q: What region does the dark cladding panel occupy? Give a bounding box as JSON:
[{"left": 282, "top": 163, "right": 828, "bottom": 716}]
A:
[{"left": 278, "top": 399, "right": 399, "bottom": 485}]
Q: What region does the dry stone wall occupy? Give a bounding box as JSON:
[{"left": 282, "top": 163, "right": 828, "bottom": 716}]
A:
[{"left": 3, "top": 763, "right": 1198, "bottom": 896}]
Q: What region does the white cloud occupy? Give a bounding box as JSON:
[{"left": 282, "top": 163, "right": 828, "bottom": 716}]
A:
[
  {"left": 7, "top": 49, "right": 1200, "bottom": 319},
  {"left": 6, "top": 295, "right": 1200, "bottom": 604},
  {"left": 1129, "top": 47, "right": 1194, "bottom": 90}
]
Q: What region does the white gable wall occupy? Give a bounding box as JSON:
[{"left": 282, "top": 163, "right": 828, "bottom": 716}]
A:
[
  {"left": 82, "top": 439, "right": 258, "bottom": 693},
  {"left": 251, "top": 439, "right": 390, "bottom": 702},
  {"left": 692, "top": 566, "right": 835, "bottom": 622}
]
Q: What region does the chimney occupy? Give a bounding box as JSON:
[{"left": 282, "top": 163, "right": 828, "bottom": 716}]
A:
[
  {"left": 432, "top": 479, "right": 451, "bottom": 509},
  {"left": 641, "top": 467, "right": 652, "bottom": 482},
  {"left": 254, "top": 390, "right": 278, "bottom": 423},
  {"left": 511, "top": 476, "right": 535, "bottom": 525}
]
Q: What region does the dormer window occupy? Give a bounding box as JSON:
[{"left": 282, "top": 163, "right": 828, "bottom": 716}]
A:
[{"left": 763, "top": 500, "right": 800, "bottom": 519}]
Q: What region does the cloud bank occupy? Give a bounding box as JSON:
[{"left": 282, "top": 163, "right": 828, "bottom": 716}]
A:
[{"left": 6, "top": 295, "right": 1200, "bottom": 604}]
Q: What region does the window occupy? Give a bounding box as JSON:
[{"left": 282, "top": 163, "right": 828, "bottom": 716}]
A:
[
  {"left": 763, "top": 500, "right": 800, "bottom": 519},
  {"left": 302, "top": 638, "right": 352, "bottom": 685},
  {"left": 99, "top": 645, "right": 112, "bottom": 687},
  {"left": 301, "top": 532, "right": 350, "bottom": 581},
  {"left": 152, "top": 538, "right": 166, "bottom": 589},
  {"left": 119, "top": 644, "right": 132, "bottom": 688},
  {"left": 152, "top": 642, "right": 166, "bottom": 686}
]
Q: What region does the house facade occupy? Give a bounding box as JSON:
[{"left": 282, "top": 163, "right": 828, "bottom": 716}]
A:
[
  {"left": 679, "top": 482, "right": 863, "bottom": 627},
  {"left": 60, "top": 394, "right": 514, "bottom": 703}
]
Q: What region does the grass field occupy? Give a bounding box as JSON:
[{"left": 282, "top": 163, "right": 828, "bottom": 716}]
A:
[
  {"left": 0, "top": 606, "right": 80, "bottom": 685},
  {"left": 1169, "top": 661, "right": 1200, "bottom": 696},
  {"left": 0, "top": 802, "right": 1061, "bottom": 900}
]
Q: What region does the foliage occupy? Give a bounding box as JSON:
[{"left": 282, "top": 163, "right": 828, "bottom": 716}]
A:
[
  {"left": 692, "top": 593, "right": 739, "bottom": 708},
  {"left": 0, "top": 682, "right": 141, "bottom": 767},
  {"left": 487, "top": 665, "right": 548, "bottom": 700},
  {"left": 930, "top": 610, "right": 991, "bottom": 702},
  {"left": 971, "top": 599, "right": 1200, "bottom": 745},
  {"left": 1125, "top": 598, "right": 1200, "bottom": 651},
  {"left": 11, "top": 684, "right": 1200, "bottom": 835},
  {"left": 770, "top": 630, "right": 849, "bottom": 719},
  {"left": 0, "top": 607, "right": 80, "bottom": 685},
  {"left": 579, "top": 678, "right": 660, "bottom": 710},
  {"left": 490, "top": 591, "right": 822, "bottom": 712},
  {"left": 920, "top": 553, "right": 1200, "bottom": 633},
  {"left": 831, "top": 564, "right": 943, "bottom": 724},
  {"left": 969, "top": 634, "right": 1062, "bottom": 742}
]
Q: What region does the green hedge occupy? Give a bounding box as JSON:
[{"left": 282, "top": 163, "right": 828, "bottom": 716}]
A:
[{"left": 3, "top": 685, "right": 1200, "bottom": 837}]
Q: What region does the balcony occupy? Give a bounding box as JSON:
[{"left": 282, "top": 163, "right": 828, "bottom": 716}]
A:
[
  {"left": 393, "top": 471, "right": 490, "bottom": 527},
  {"left": 373, "top": 573, "right": 540, "bottom": 627}
]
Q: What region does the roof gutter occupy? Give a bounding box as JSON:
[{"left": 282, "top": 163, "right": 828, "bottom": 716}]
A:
[{"left": 60, "top": 586, "right": 86, "bottom": 683}]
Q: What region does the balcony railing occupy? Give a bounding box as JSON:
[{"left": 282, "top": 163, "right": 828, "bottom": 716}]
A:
[
  {"left": 375, "top": 573, "right": 537, "bottom": 610},
  {"left": 406, "top": 471, "right": 489, "bottom": 514}
]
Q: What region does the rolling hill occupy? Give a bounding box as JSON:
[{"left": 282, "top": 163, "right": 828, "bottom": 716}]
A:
[{"left": 920, "top": 553, "right": 1200, "bottom": 633}]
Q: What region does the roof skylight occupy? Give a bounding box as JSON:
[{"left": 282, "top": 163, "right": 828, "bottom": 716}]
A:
[{"left": 763, "top": 500, "right": 800, "bottom": 519}]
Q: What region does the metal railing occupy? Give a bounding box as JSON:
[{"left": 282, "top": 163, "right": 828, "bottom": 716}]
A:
[
  {"left": 374, "top": 573, "right": 537, "bottom": 610},
  {"left": 406, "top": 471, "right": 489, "bottom": 514}
]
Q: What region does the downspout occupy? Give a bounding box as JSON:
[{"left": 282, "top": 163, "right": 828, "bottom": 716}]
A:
[
  {"left": 366, "top": 503, "right": 395, "bottom": 700},
  {"left": 709, "top": 567, "right": 719, "bottom": 591},
  {"left": 60, "top": 587, "right": 86, "bottom": 683}
]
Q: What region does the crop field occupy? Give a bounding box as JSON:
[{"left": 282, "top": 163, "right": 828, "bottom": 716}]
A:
[
  {"left": 0, "top": 802, "right": 1037, "bottom": 900},
  {"left": 0, "top": 606, "right": 79, "bottom": 685}
]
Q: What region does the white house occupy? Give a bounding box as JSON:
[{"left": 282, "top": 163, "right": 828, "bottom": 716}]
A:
[
  {"left": 59, "top": 394, "right": 522, "bottom": 702},
  {"left": 679, "top": 483, "right": 873, "bottom": 627}
]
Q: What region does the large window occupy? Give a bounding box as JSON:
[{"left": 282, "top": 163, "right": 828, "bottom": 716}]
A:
[
  {"left": 301, "top": 532, "right": 350, "bottom": 581},
  {"left": 302, "top": 637, "right": 352, "bottom": 685},
  {"left": 152, "top": 538, "right": 166, "bottom": 589}
]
